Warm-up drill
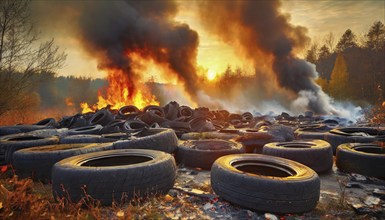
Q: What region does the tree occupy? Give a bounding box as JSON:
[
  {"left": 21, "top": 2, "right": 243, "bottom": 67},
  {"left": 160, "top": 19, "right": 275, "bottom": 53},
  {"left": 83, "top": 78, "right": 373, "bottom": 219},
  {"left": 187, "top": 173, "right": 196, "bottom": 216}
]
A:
[
  {"left": 0, "top": 0, "right": 66, "bottom": 117},
  {"left": 323, "top": 32, "right": 335, "bottom": 52},
  {"left": 329, "top": 53, "right": 350, "bottom": 100},
  {"left": 305, "top": 43, "right": 318, "bottom": 63},
  {"left": 365, "top": 21, "right": 385, "bottom": 50},
  {"left": 335, "top": 29, "right": 358, "bottom": 52},
  {"left": 318, "top": 44, "right": 331, "bottom": 60}
]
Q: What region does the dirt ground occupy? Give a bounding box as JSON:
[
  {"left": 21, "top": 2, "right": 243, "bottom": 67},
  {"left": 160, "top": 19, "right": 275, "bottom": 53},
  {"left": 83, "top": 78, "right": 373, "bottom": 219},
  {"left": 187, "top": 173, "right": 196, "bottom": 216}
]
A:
[{"left": 169, "top": 162, "right": 385, "bottom": 219}]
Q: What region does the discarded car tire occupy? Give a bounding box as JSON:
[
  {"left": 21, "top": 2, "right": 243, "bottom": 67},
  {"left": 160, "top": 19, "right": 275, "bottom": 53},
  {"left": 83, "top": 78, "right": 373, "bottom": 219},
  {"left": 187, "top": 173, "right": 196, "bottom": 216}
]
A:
[
  {"left": 336, "top": 143, "right": 385, "bottom": 179},
  {"left": 13, "top": 143, "right": 114, "bottom": 181},
  {"left": 113, "top": 128, "right": 178, "bottom": 153},
  {"left": 262, "top": 139, "right": 333, "bottom": 173},
  {"left": 180, "top": 131, "right": 240, "bottom": 141},
  {"left": 34, "top": 118, "right": 57, "bottom": 127},
  {"left": 67, "top": 125, "right": 103, "bottom": 135},
  {"left": 176, "top": 140, "right": 244, "bottom": 170},
  {"left": 52, "top": 149, "right": 176, "bottom": 205},
  {"left": 211, "top": 154, "right": 320, "bottom": 213},
  {"left": 295, "top": 127, "right": 377, "bottom": 155},
  {"left": 89, "top": 109, "right": 114, "bottom": 126},
  {"left": 0, "top": 134, "right": 59, "bottom": 164}
]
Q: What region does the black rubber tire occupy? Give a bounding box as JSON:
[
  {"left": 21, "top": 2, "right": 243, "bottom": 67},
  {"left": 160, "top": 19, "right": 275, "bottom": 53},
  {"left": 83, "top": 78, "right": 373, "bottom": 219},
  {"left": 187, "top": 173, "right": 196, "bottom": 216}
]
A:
[
  {"left": 52, "top": 149, "right": 176, "bottom": 205},
  {"left": 0, "top": 134, "right": 59, "bottom": 164},
  {"left": 295, "top": 129, "right": 377, "bottom": 155},
  {"left": 34, "top": 118, "right": 57, "bottom": 127},
  {"left": 336, "top": 143, "right": 385, "bottom": 179},
  {"left": 0, "top": 125, "right": 48, "bottom": 137},
  {"left": 59, "top": 134, "right": 118, "bottom": 144},
  {"left": 26, "top": 128, "right": 69, "bottom": 137},
  {"left": 122, "top": 119, "right": 149, "bottom": 134},
  {"left": 175, "top": 140, "right": 244, "bottom": 170},
  {"left": 68, "top": 125, "right": 103, "bottom": 135},
  {"left": 113, "top": 128, "right": 178, "bottom": 153},
  {"left": 180, "top": 131, "right": 240, "bottom": 141},
  {"left": 163, "top": 101, "right": 179, "bottom": 121},
  {"left": 262, "top": 139, "right": 333, "bottom": 173},
  {"left": 13, "top": 143, "right": 114, "bottom": 181},
  {"left": 211, "top": 154, "right": 320, "bottom": 213},
  {"left": 118, "top": 105, "right": 140, "bottom": 120},
  {"left": 89, "top": 109, "right": 114, "bottom": 126}
]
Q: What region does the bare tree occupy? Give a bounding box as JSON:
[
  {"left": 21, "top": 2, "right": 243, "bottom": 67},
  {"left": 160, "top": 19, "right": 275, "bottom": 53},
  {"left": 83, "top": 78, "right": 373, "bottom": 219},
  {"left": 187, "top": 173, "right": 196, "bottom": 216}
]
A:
[
  {"left": 323, "top": 32, "right": 335, "bottom": 52},
  {"left": 0, "top": 0, "right": 66, "bottom": 117}
]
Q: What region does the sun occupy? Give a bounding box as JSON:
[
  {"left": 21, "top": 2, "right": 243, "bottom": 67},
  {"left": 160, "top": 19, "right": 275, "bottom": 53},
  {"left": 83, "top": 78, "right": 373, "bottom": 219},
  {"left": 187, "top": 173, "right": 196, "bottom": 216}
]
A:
[{"left": 207, "top": 69, "right": 218, "bottom": 81}]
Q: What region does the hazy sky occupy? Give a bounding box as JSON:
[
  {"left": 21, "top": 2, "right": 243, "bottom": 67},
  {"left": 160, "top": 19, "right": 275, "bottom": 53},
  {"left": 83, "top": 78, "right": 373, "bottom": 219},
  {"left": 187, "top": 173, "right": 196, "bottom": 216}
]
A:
[{"left": 49, "top": 0, "right": 384, "bottom": 79}]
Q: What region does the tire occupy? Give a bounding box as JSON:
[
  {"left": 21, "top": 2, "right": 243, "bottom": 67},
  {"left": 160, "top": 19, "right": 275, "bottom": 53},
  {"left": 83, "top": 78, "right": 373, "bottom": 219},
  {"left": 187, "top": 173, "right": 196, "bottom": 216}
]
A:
[
  {"left": 52, "top": 149, "right": 176, "bottom": 205},
  {"left": 295, "top": 128, "right": 377, "bottom": 155},
  {"left": 13, "top": 143, "right": 114, "bottom": 181},
  {"left": 175, "top": 140, "right": 244, "bottom": 170},
  {"left": 89, "top": 109, "right": 114, "bottom": 126},
  {"left": 262, "top": 139, "right": 333, "bottom": 173},
  {"left": 336, "top": 143, "right": 385, "bottom": 179},
  {"left": 163, "top": 101, "right": 179, "bottom": 121},
  {"left": 26, "top": 128, "right": 69, "bottom": 137},
  {"left": 0, "top": 125, "right": 48, "bottom": 137},
  {"left": 34, "top": 118, "right": 57, "bottom": 127},
  {"left": 180, "top": 131, "right": 240, "bottom": 141},
  {"left": 0, "top": 134, "right": 59, "bottom": 164},
  {"left": 68, "top": 125, "right": 103, "bottom": 135},
  {"left": 211, "top": 154, "right": 320, "bottom": 213},
  {"left": 330, "top": 127, "right": 385, "bottom": 139},
  {"left": 59, "top": 134, "right": 118, "bottom": 144},
  {"left": 122, "top": 119, "right": 149, "bottom": 134},
  {"left": 113, "top": 128, "right": 178, "bottom": 153},
  {"left": 118, "top": 105, "right": 140, "bottom": 120}
]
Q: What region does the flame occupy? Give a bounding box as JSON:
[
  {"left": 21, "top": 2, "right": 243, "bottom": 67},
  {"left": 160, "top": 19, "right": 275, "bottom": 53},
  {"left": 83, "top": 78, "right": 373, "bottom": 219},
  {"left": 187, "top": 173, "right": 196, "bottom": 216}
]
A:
[{"left": 80, "top": 68, "right": 159, "bottom": 113}]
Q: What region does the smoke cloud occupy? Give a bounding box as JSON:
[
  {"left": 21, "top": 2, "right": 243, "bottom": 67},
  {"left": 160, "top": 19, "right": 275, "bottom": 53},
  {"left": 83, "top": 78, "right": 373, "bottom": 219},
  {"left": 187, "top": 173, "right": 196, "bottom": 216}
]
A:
[
  {"left": 197, "top": 0, "right": 335, "bottom": 114},
  {"left": 32, "top": 1, "right": 199, "bottom": 101}
]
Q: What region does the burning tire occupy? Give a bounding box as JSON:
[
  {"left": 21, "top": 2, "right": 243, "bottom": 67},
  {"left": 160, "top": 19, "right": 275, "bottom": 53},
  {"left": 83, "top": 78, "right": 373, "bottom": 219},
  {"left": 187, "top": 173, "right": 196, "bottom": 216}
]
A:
[
  {"left": 113, "top": 128, "right": 178, "bottom": 153},
  {"left": 175, "top": 140, "right": 244, "bottom": 170},
  {"left": 52, "top": 149, "right": 176, "bottom": 205},
  {"left": 13, "top": 143, "right": 114, "bottom": 181},
  {"left": 336, "top": 143, "right": 385, "bottom": 179},
  {"left": 262, "top": 139, "right": 333, "bottom": 173},
  {"left": 211, "top": 154, "right": 320, "bottom": 213},
  {"left": 0, "top": 134, "right": 59, "bottom": 164}
]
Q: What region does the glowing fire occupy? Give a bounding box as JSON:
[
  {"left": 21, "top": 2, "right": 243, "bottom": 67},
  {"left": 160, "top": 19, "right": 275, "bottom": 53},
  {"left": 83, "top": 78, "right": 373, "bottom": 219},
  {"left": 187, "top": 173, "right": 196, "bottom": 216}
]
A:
[{"left": 80, "top": 69, "right": 159, "bottom": 113}]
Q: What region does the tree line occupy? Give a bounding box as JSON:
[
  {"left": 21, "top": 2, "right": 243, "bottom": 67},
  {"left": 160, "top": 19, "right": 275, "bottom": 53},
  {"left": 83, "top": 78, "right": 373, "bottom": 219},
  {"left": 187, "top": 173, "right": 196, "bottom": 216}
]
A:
[{"left": 306, "top": 21, "right": 385, "bottom": 105}]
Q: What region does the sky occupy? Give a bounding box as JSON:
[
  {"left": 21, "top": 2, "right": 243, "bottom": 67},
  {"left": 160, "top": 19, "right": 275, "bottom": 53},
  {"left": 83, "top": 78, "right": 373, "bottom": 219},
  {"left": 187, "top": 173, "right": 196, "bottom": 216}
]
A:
[{"left": 45, "top": 0, "right": 384, "bottom": 79}]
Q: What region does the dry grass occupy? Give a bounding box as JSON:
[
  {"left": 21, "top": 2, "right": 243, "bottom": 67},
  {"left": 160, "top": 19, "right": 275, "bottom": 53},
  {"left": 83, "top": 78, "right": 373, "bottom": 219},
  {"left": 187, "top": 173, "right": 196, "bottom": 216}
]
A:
[
  {"left": 366, "top": 102, "right": 385, "bottom": 126},
  {"left": 0, "top": 170, "right": 206, "bottom": 220}
]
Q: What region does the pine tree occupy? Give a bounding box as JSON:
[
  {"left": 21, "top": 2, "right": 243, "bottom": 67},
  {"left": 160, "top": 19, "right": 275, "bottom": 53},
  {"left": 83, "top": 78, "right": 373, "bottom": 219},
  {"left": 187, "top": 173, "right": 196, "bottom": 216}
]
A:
[
  {"left": 335, "top": 29, "right": 358, "bottom": 52},
  {"left": 366, "top": 21, "right": 385, "bottom": 50}
]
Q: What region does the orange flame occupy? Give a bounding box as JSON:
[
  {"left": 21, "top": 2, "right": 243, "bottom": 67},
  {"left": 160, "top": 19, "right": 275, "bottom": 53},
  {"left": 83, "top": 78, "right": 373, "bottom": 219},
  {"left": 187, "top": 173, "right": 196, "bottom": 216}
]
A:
[{"left": 80, "top": 68, "right": 159, "bottom": 113}]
